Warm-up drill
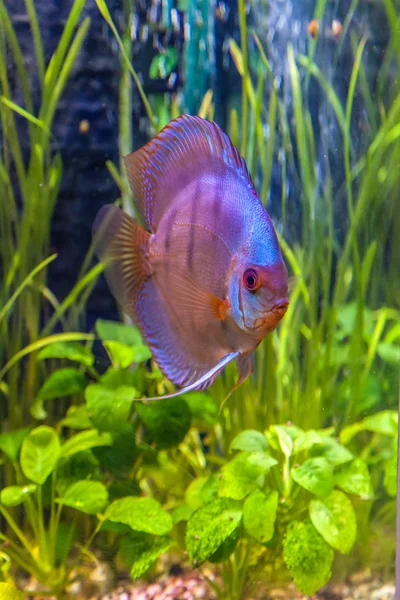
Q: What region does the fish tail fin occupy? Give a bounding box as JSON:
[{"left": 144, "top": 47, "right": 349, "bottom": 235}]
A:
[{"left": 92, "top": 204, "right": 151, "bottom": 317}]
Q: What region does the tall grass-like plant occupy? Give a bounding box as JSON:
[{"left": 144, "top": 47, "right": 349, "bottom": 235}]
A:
[{"left": 0, "top": 0, "right": 93, "bottom": 429}]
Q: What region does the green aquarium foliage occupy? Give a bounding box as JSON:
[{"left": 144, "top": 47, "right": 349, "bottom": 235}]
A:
[
  {"left": 0, "top": 324, "right": 397, "bottom": 597},
  {"left": 0, "top": 0, "right": 399, "bottom": 597}
]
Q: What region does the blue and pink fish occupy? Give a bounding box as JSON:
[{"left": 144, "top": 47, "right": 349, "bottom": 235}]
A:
[{"left": 93, "top": 115, "right": 288, "bottom": 399}]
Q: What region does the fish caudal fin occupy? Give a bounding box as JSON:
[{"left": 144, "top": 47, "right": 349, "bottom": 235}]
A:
[
  {"left": 137, "top": 351, "right": 240, "bottom": 402},
  {"left": 92, "top": 204, "right": 150, "bottom": 319}
]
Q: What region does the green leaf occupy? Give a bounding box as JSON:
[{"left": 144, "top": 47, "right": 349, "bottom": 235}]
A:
[
  {"left": 335, "top": 459, "right": 373, "bottom": 499},
  {"left": 230, "top": 430, "right": 268, "bottom": 453},
  {"left": 269, "top": 425, "right": 293, "bottom": 456},
  {"left": 37, "top": 341, "right": 94, "bottom": 367},
  {"left": 96, "top": 319, "right": 143, "bottom": 346},
  {"left": 60, "top": 429, "right": 112, "bottom": 459},
  {"left": 37, "top": 368, "right": 87, "bottom": 401},
  {"left": 0, "top": 427, "right": 30, "bottom": 461},
  {"left": 185, "top": 498, "right": 243, "bottom": 565},
  {"left": 309, "top": 490, "right": 357, "bottom": 554},
  {"left": 377, "top": 342, "right": 400, "bottom": 364},
  {"left": 104, "top": 496, "right": 172, "bottom": 535},
  {"left": 243, "top": 489, "right": 278, "bottom": 543},
  {"left": 120, "top": 532, "right": 172, "bottom": 579},
  {"left": 85, "top": 384, "right": 137, "bottom": 432},
  {"left": 58, "top": 480, "right": 108, "bottom": 515},
  {"left": 136, "top": 397, "right": 191, "bottom": 450},
  {"left": 340, "top": 410, "right": 398, "bottom": 444},
  {"left": 20, "top": 426, "right": 60, "bottom": 484},
  {"left": 0, "top": 484, "right": 37, "bottom": 507},
  {"left": 208, "top": 526, "right": 240, "bottom": 563},
  {"left": 283, "top": 520, "right": 334, "bottom": 595},
  {"left": 56, "top": 450, "right": 100, "bottom": 495},
  {"left": 0, "top": 583, "right": 25, "bottom": 600},
  {"left": 293, "top": 430, "right": 331, "bottom": 455},
  {"left": 172, "top": 504, "right": 196, "bottom": 524},
  {"left": 291, "top": 458, "right": 334, "bottom": 497},
  {"left": 94, "top": 424, "right": 137, "bottom": 476},
  {"left": 103, "top": 341, "right": 135, "bottom": 368},
  {"left": 60, "top": 405, "right": 92, "bottom": 430},
  {"left": 31, "top": 368, "right": 87, "bottom": 419},
  {"left": 149, "top": 48, "right": 178, "bottom": 80},
  {"left": 218, "top": 451, "right": 277, "bottom": 500},
  {"left": 183, "top": 392, "right": 218, "bottom": 426},
  {"left": 310, "top": 438, "right": 353, "bottom": 466},
  {"left": 185, "top": 477, "right": 209, "bottom": 508}
]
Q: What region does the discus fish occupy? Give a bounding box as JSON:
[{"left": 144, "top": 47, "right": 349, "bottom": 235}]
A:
[{"left": 93, "top": 115, "right": 288, "bottom": 400}]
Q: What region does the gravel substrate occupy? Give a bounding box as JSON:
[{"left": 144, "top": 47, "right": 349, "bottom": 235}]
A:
[{"left": 25, "top": 568, "right": 395, "bottom": 600}]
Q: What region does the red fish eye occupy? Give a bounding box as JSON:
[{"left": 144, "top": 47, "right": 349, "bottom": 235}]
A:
[{"left": 243, "top": 268, "right": 259, "bottom": 291}]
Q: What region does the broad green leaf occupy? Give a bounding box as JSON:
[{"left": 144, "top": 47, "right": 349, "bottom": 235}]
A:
[
  {"left": 310, "top": 438, "right": 353, "bottom": 466},
  {"left": 136, "top": 397, "right": 191, "bottom": 450},
  {"left": 37, "top": 368, "right": 87, "bottom": 401},
  {"left": 103, "top": 341, "right": 135, "bottom": 368},
  {"left": 56, "top": 450, "right": 100, "bottom": 495},
  {"left": 104, "top": 340, "right": 151, "bottom": 366},
  {"left": 60, "top": 405, "right": 92, "bottom": 430},
  {"left": 269, "top": 425, "right": 293, "bottom": 456},
  {"left": 377, "top": 342, "right": 400, "bottom": 364},
  {"left": 94, "top": 424, "right": 137, "bottom": 476},
  {"left": 184, "top": 477, "right": 208, "bottom": 508},
  {"left": 230, "top": 430, "right": 268, "bottom": 453},
  {"left": 185, "top": 498, "right": 242, "bottom": 564},
  {"left": 60, "top": 429, "right": 112, "bottom": 459},
  {"left": 104, "top": 496, "right": 172, "bottom": 535},
  {"left": 120, "top": 532, "right": 172, "bottom": 579},
  {"left": 334, "top": 459, "right": 373, "bottom": 499},
  {"left": 243, "top": 489, "right": 278, "bottom": 543},
  {"left": 0, "top": 583, "right": 25, "bottom": 600},
  {"left": 58, "top": 480, "right": 108, "bottom": 515},
  {"left": 37, "top": 341, "right": 94, "bottom": 367},
  {"left": 0, "top": 484, "right": 37, "bottom": 507},
  {"left": 340, "top": 410, "right": 398, "bottom": 444},
  {"left": 209, "top": 525, "right": 240, "bottom": 563},
  {"left": 31, "top": 368, "right": 87, "bottom": 419},
  {"left": 20, "top": 426, "right": 60, "bottom": 484},
  {"left": 149, "top": 48, "right": 178, "bottom": 79},
  {"left": 309, "top": 490, "right": 357, "bottom": 554},
  {"left": 182, "top": 392, "right": 218, "bottom": 426},
  {"left": 85, "top": 384, "right": 137, "bottom": 432},
  {"left": 96, "top": 319, "right": 143, "bottom": 345},
  {"left": 218, "top": 451, "right": 277, "bottom": 500},
  {"left": 283, "top": 520, "right": 334, "bottom": 595},
  {"left": 171, "top": 504, "right": 196, "bottom": 524},
  {"left": 293, "top": 430, "right": 330, "bottom": 454},
  {"left": 0, "top": 428, "right": 30, "bottom": 461},
  {"left": 291, "top": 458, "right": 334, "bottom": 497}
]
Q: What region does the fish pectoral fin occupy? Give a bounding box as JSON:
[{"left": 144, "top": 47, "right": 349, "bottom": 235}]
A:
[
  {"left": 152, "top": 258, "right": 228, "bottom": 324},
  {"left": 135, "top": 351, "right": 240, "bottom": 403}
]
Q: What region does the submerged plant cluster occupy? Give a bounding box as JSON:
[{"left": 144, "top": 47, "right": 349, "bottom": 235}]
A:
[{"left": 0, "top": 0, "right": 399, "bottom": 598}]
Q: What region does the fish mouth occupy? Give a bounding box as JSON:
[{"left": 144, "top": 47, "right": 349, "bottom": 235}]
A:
[{"left": 254, "top": 301, "right": 289, "bottom": 330}]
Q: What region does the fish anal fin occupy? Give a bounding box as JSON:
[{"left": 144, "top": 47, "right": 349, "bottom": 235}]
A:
[
  {"left": 135, "top": 351, "right": 240, "bottom": 402},
  {"left": 92, "top": 204, "right": 151, "bottom": 318}
]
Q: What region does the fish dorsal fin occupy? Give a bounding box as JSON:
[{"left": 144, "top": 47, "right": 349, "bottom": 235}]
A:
[{"left": 123, "top": 114, "right": 257, "bottom": 232}]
